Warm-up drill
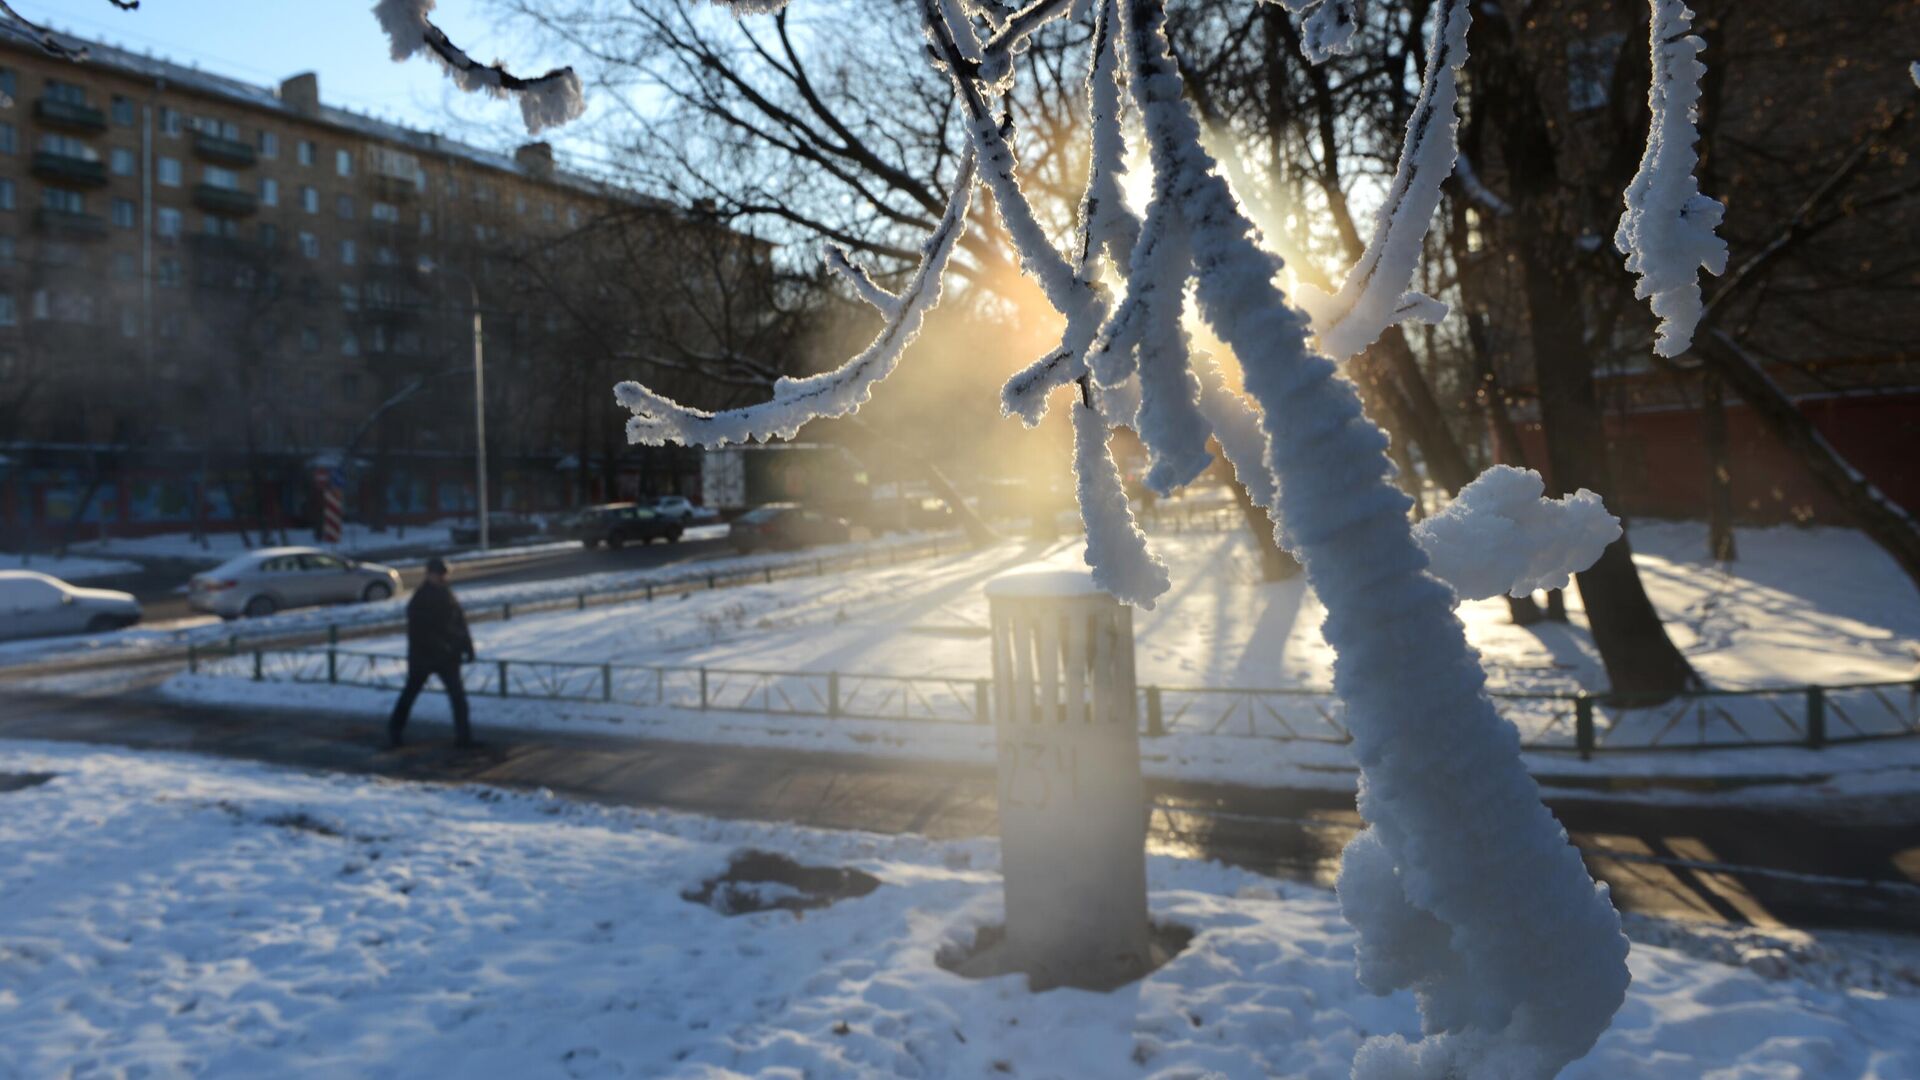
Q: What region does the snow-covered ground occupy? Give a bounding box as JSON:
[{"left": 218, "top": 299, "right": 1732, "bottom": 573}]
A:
[
  {"left": 1, "top": 740, "right": 1913, "bottom": 1079},
  {"left": 158, "top": 519, "right": 1920, "bottom": 780},
  {"left": 0, "top": 552, "right": 143, "bottom": 582}
]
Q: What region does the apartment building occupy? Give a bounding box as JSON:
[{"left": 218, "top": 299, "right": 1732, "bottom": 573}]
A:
[{"left": 0, "top": 28, "right": 718, "bottom": 544}]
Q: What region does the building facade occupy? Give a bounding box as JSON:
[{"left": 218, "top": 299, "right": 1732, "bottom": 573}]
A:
[{"left": 0, "top": 29, "right": 706, "bottom": 545}]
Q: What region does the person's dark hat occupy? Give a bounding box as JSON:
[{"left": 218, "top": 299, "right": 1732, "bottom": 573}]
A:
[{"left": 425, "top": 557, "right": 449, "bottom": 576}]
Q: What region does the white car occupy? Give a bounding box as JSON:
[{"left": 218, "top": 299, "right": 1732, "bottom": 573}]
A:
[
  {"left": 0, "top": 570, "right": 142, "bottom": 642},
  {"left": 650, "top": 496, "right": 719, "bottom": 524},
  {"left": 188, "top": 547, "right": 402, "bottom": 619}
]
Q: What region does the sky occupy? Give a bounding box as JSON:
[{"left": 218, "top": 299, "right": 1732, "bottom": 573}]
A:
[{"left": 20, "top": 0, "right": 591, "bottom": 158}]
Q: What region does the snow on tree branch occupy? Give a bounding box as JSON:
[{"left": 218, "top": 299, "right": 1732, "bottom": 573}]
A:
[
  {"left": 1267, "top": 0, "right": 1360, "bottom": 64},
  {"left": 1113, "top": 1, "right": 1629, "bottom": 1075},
  {"left": 374, "top": 0, "right": 586, "bottom": 134},
  {"left": 1072, "top": 393, "right": 1172, "bottom": 607},
  {"left": 823, "top": 244, "right": 902, "bottom": 319},
  {"left": 1298, "top": 0, "right": 1469, "bottom": 362},
  {"left": 1414, "top": 466, "right": 1621, "bottom": 601},
  {"left": 1615, "top": 0, "right": 1728, "bottom": 358},
  {"left": 614, "top": 149, "right": 977, "bottom": 445}
]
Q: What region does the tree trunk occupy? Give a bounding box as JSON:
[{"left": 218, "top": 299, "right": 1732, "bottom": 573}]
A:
[
  {"left": 1224, "top": 461, "right": 1301, "bottom": 581},
  {"left": 1464, "top": 312, "right": 1547, "bottom": 626},
  {"left": 1693, "top": 332, "right": 1920, "bottom": 588},
  {"left": 1701, "top": 370, "right": 1737, "bottom": 561}
]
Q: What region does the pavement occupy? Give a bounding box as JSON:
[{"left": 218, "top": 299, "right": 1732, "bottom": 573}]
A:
[{"left": 4, "top": 673, "right": 1917, "bottom": 936}]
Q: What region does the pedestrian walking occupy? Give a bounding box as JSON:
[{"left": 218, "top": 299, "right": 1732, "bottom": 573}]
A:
[{"left": 388, "top": 557, "right": 476, "bottom": 748}]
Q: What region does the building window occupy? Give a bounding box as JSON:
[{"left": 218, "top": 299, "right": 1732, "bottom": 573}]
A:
[
  {"left": 158, "top": 256, "right": 183, "bottom": 286},
  {"left": 41, "top": 188, "right": 86, "bottom": 214},
  {"left": 0, "top": 294, "right": 14, "bottom": 327},
  {"left": 299, "top": 231, "right": 319, "bottom": 259},
  {"left": 341, "top": 328, "right": 360, "bottom": 356},
  {"left": 336, "top": 194, "right": 354, "bottom": 220},
  {"left": 157, "top": 156, "right": 182, "bottom": 186},
  {"left": 112, "top": 198, "right": 136, "bottom": 229},
  {"left": 113, "top": 251, "right": 135, "bottom": 280},
  {"left": 0, "top": 69, "right": 14, "bottom": 102},
  {"left": 375, "top": 245, "right": 397, "bottom": 266},
  {"left": 301, "top": 185, "right": 318, "bottom": 214},
  {"left": 38, "top": 133, "right": 97, "bottom": 161},
  {"left": 541, "top": 201, "right": 555, "bottom": 223},
  {"left": 0, "top": 123, "right": 13, "bottom": 155},
  {"left": 260, "top": 177, "right": 278, "bottom": 206},
  {"left": 515, "top": 193, "right": 527, "bottom": 215},
  {"left": 0, "top": 236, "right": 14, "bottom": 266},
  {"left": 370, "top": 325, "right": 387, "bottom": 354},
  {"left": 121, "top": 308, "right": 139, "bottom": 338},
  {"left": 446, "top": 177, "right": 460, "bottom": 198},
  {"left": 339, "top": 283, "right": 359, "bottom": 311},
  {"left": 0, "top": 180, "right": 12, "bottom": 211},
  {"left": 371, "top": 201, "right": 398, "bottom": 223},
  {"left": 259, "top": 130, "right": 279, "bottom": 158},
  {"left": 419, "top": 210, "right": 433, "bottom": 236},
  {"left": 112, "top": 95, "right": 135, "bottom": 126},
  {"left": 300, "top": 326, "right": 320, "bottom": 352},
  {"left": 160, "top": 313, "right": 182, "bottom": 338},
  {"left": 258, "top": 222, "right": 279, "bottom": 247},
  {"left": 340, "top": 238, "right": 356, "bottom": 265},
  {"left": 202, "top": 165, "right": 240, "bottom": 191},
  {"left": 298, "top": 139, "right": 315, "bottom": 166},
  {"left": 336, "top": 148, "right": 353, "bottom": 177},
  {"left": 159, "top": 107, "right": 182, "bottom": 137},
  {"left": 157, "top": 207, "right": 182, "bottom": 238},
  {"left": 202, "top": 215, "right": 238, "bottom": 239},
  {"left": 110, "top": 147, "right": 134, "bottom": 176},
  {"left": 44, "top": 80, "right": 87, "bottom": 106},
  {"left": 566, "top": 207, "right": 580, "bottom": 228}
]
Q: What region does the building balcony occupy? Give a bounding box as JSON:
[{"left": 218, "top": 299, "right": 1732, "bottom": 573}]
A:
[
  {"left": 29, "top": 150, "right": 108, "bottom": 188},
  {"left": 192, "top": 131, "right": 257, "bottom": 167},
  {"left": 370, "top": 174, "right": 420, "bottom": 201},
  {"left": 32, "top": 208, "right": 108, "bottom": 239},
  {"left": 33, "top": 98, "right": 108, "bottom": 134},
  {"left": 192, "top": 184, "right": 258, "bottom": 216}
]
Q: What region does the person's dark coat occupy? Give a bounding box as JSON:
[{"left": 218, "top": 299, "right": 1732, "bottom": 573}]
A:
[{"left": 406, "top": 579, "right": 473, "bottom": 668}]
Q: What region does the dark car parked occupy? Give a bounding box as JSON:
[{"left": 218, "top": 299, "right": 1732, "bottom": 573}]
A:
[
  {"left": 729, "top": 503, "right": 852, "bottom": 553},
  {"left": 568, "top": 503, "right": 683, "bottom": 549},
  {"left": 450, "top": 512, "right": 543, "bottom": 546}
]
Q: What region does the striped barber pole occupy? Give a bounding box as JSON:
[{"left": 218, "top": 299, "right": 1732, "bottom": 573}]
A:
[{"left": 315, "top": 468, "right": 344, "bottom": 545}]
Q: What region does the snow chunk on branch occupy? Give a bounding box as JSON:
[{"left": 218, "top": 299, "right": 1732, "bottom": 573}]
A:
[
  {"left": 374, "top": 0, "right": 586, "bottom": 134},
  {"left": 1072, "top": 396, "right": 1170, "bottom": 608},
  {"left": 1304, "top": 0, "right": 1470, "bottom": 362},
  {"left": 1615, "top": 0, "right": 1728, "bottom": 358},
  {"left": 1414, "top": 466, "right": 1620, "bottom": 601},
  {"left": 615, "top": 151, "right": 976, "bottom": 446}
]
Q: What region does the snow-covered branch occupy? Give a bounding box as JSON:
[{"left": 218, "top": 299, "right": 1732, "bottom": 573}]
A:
[
  {"left": 823, "top": 244, "right": 903, "bottom": 319},
  {"left": 1615, "top": 0, "right": 1728, "bottom": 357},
  {"left": 1414, "top": 466, "right": 1620, "bottom": 600},
  {"left": 614, "top": 149, "right": 976, "bottom": 446},
  {"left": 1270, "top": 0, "right": 1360, "bottom": 64},
  {"left": 1299, "top": 0, "right": 1469, "bottom": 362},
  {"left": 374, "top": 0, "right": 586, "bottom": 134}
]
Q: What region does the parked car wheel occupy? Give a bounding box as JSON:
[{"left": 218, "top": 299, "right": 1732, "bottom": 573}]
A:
[
  {"left": 244, "top": 594, "right": 278, "bottom": 618},
  {"left": 582, "top": 537, "right": 600, "bottom": 550},
  {"left": 669, "top": 529, "right": 684, "bottom": 543},
  {"left": 362, "top": 582, "right": 393, "bottom": 603},
  {"left": 86, "top": 614, "right": 119, "bottom": 633},
  {"left": 608, "top": 535, "right": 625, "bottom": 550}
]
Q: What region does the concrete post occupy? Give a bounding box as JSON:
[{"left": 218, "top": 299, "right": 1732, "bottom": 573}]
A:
[{"left": 984, "top": 568, "right": 1150, "bottom": 989}]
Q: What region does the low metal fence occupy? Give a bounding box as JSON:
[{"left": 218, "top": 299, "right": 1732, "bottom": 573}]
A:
[{"left": 188, "top": 642, "right": 1920, "bottom": 758}]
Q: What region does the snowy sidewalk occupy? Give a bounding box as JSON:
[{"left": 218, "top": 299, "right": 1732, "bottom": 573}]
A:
[
  {"left": 5, "top": 681, "right": 1917, "bottom": 936},
  {"left": 2, "top": 738, "right": 1917, "bottom": 1079}
]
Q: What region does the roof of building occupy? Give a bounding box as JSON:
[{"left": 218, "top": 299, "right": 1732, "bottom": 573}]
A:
[{"left": 0, "top": 22, "right": 656, "bottom": 207}]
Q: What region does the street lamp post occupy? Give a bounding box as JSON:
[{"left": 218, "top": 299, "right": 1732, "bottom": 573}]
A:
[{"left": 468, "top": 279, "right": 488, "bottom": 552}]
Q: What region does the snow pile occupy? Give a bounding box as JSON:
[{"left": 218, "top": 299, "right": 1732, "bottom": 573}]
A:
[
  {"left": 373, "top": 0, "right": 586, "bottom": 134},
  {"left": 1615, "top": 0, "right": 1727, "bottom": 357},
  {"left": 1414, "top": 466, "right": 1621, "bottom": 601},
  {"left": 3, "top": 741, "right": 1917, "bottom": 1079}
]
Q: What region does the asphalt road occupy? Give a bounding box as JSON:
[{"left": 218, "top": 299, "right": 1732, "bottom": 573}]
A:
[
  {"left": 115, "top": 534, "right": 737, "bottom": 624},
  {"left": 3, "top": 674, "right": 1916, "bottom": 935}
]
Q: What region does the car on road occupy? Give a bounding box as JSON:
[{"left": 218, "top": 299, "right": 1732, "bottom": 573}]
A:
[
  {"left": 0, "top": 571, "right": 142, "bottom": 641},
  {"left": 566, "top": 503, "right": 683, "bottom": 549},
  {"left": 450, "top": 512, "right": 542, "bottom": 546},
  {"left": 648, "top": 495, "right": 719, "bottom": 525},
  {"left": 729, "top": 504, "right": 852, "bottom": 553},
  {"left": 187, "top": 547, "right": 402, "bottom": 619}
]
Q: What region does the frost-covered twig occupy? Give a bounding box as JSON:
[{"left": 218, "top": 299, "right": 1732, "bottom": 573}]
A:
[
  {"left": 1114, "top": 2, "right": 1629, "bottom": 1075},
  {"left": 1270, "top": 0, "right": 1360, "bottom": 64},
  {"left": 1301, "top": 0, "right": 1469, "bottom": 361},
  {"left": 1452, "top": 151, "right": 1511, "bottom": 217},
  {"left": 1071, "top": 393, "right": 1171, "bottom": 607},
  {"left": 1414, "top": 466, "right": 1620, "bottom": 600},
  {"left": 374, "top": 0, "right": 586, "bottom": 134},
  {"left": 823, "top": 244, "right": 902, "bottom": 319},
  {"left": 614, "top": 149, "right": 976, "bottom": 445},
  {"left": 1615, "top": 0, "right": 1727, "bottom": 357}
]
